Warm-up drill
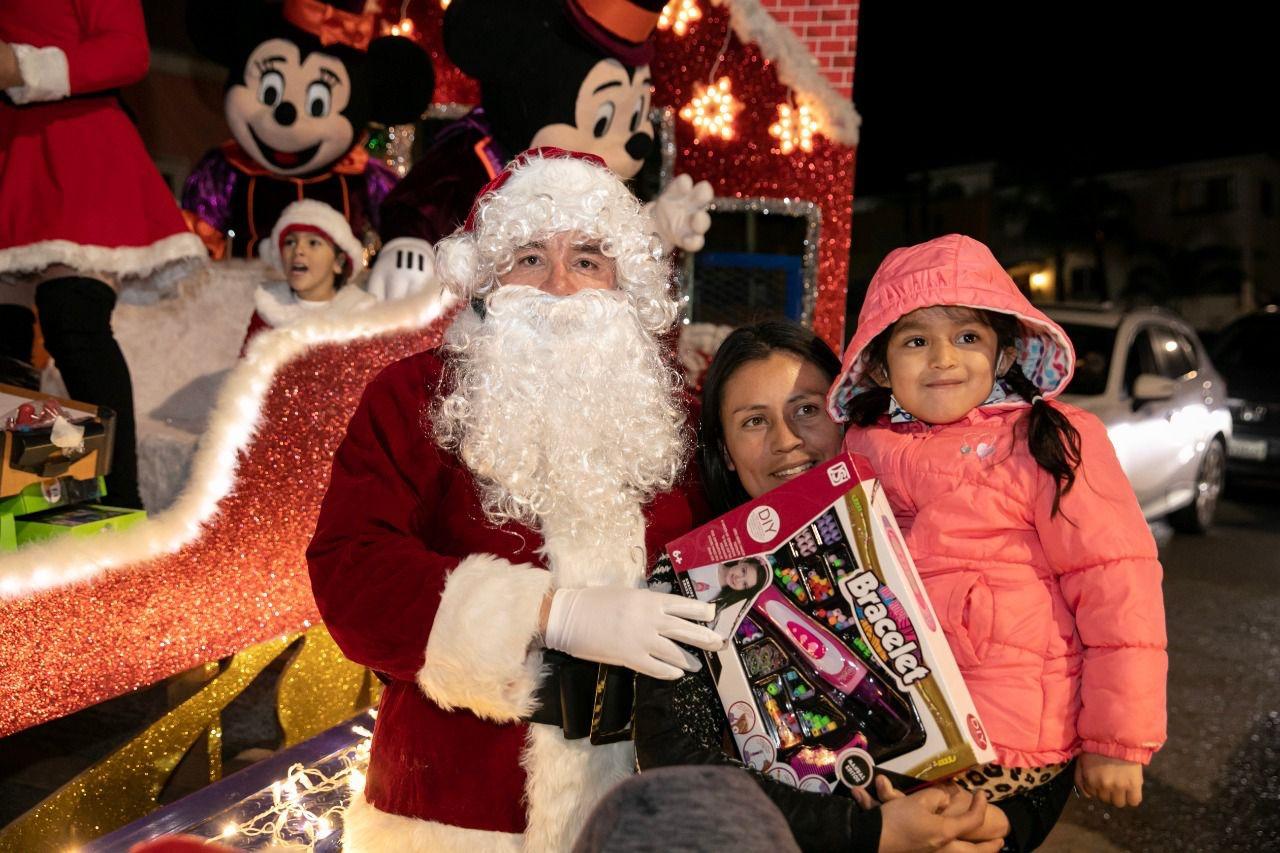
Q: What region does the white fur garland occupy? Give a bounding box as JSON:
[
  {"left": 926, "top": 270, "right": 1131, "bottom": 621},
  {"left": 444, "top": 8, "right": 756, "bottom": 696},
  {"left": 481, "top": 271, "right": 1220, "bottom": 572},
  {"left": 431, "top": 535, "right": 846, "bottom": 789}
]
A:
[
  {"left": 0, "top": 286, "right": 457, "bottom": 599},
  {"left": 716, "top": 0, "right": 861, "bottom": 145}
]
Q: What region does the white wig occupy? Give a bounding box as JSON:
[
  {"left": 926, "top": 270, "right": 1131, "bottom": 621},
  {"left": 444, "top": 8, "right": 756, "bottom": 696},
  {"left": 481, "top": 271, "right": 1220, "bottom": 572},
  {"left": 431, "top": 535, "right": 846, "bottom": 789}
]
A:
[{"left": 434, "top": 151, "right": 677, "bottom": 333}]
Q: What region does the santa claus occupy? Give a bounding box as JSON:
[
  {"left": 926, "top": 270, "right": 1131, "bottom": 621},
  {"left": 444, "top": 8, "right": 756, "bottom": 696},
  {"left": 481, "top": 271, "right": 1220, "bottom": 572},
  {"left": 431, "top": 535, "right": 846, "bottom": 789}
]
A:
[{"left": 308, "top": 148, "right": 722, "bottom": 851}]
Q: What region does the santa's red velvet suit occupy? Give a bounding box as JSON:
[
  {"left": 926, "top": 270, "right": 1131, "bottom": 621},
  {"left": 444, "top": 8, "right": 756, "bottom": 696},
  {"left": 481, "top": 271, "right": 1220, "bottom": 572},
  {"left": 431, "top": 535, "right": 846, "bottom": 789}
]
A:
[{"left": 308, "top": 346, "right": 707, "bottom": 851}]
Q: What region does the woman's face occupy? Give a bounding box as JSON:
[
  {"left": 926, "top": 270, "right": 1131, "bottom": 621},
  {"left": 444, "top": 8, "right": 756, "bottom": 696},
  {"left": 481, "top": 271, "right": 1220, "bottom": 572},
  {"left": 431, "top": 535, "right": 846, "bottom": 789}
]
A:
[{"left": 720, "top": 352, "right": 844, "bottom": 499}]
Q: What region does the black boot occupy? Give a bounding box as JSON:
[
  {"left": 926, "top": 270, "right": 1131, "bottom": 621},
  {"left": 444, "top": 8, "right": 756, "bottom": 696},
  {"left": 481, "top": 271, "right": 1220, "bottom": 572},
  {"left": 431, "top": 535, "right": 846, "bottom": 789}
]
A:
[
  {"left": 0, "top": 304, "right": 39, "bottom": 389},
  {"left": 35, "top": 277, "right": 144, "bottom": 509}
]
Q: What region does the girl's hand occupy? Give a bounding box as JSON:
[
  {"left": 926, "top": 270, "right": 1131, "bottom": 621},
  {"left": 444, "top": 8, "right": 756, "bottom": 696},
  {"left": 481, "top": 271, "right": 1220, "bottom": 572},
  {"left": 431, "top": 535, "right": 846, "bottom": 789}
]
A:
[
  {"left": 0, "top": 42, "right": 23, "bottom": 89},
  {"left": 1075, "top": 752, "right": 1144, "bottom": 807}
]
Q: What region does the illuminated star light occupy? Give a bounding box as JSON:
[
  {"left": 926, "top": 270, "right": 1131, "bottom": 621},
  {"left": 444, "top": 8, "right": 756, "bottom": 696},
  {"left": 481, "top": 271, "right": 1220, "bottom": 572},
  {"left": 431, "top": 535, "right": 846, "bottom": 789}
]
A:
[
  {"left": 389, "top": 17, "right": 415, "bottom": 36},
  {"left": 679, "top": 76, "right": 744, "bottom": 142},
  {"left": 658, "top": 0, "right": 702, "bottom": 37},
  {"left": 769, "top": 100, "right": 822, "bottom": 155}
]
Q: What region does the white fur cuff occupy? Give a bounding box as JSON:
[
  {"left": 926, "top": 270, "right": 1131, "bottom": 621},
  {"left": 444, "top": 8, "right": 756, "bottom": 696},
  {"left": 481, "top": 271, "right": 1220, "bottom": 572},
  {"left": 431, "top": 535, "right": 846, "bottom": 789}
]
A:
[
  {"left": 7, "top": 44, "right": 71, "bottom": 104},
  {"left": 419, "top": 554, "right": 552, "bottom": 723}
]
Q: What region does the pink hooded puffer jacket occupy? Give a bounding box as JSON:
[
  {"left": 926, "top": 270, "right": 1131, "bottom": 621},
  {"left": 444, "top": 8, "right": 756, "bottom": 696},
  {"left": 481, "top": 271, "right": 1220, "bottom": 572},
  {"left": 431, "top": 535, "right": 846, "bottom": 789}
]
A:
[{"left": 828, "top": 234, "right": 1167, "bottom": 767}]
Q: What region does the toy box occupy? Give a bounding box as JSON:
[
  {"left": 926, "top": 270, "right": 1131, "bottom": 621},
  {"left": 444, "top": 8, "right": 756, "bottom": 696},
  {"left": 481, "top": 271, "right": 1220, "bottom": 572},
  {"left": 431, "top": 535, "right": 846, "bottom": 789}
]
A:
[
  {"left": 666, "top": 452, "right": 995, "bottom": 794},
  {"left": 0, "top": 383, "right": 115, "bottom": 500}
]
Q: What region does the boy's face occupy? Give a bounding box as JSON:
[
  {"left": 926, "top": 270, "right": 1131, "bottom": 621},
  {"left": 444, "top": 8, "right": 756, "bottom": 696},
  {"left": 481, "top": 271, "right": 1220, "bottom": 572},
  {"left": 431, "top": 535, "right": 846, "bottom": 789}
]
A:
[
  {"left": 878, "top": 307, "right": 1014, "bottom": 425},
  {"left": 282, "top": 231, "right": 343, "bottom": 302}
]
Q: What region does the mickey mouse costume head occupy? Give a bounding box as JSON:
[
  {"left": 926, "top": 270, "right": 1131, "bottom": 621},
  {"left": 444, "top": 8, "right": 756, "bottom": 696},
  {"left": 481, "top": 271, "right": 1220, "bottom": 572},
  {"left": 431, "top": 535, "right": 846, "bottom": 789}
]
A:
[
  {"left": 369, "top": 0, "right": 711, "bottom": 302},
  {"left": 181, "top": 0, "right": 434, "bottom": 260}
]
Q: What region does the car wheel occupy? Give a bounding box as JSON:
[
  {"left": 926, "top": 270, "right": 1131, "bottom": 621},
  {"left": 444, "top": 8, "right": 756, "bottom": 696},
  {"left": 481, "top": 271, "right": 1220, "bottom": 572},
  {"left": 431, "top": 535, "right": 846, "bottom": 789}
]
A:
[{"left": 1171, "top": 438, "right": 1225, "bottom": 534}]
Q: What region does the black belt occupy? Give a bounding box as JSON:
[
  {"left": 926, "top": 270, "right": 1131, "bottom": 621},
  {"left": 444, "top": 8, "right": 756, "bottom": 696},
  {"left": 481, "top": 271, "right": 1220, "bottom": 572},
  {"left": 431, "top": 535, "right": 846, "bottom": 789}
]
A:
[{"left": 524, "top": 650, "right": 635, "bottom": 744}]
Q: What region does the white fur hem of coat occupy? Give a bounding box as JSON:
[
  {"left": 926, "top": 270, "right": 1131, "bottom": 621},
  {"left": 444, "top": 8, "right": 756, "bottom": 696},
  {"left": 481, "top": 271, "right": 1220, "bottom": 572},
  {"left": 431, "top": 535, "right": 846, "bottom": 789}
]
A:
[
  {"left": 418, "top": 554, "right": 551, "bottom": 723},
  {"left": 0, "top": 233, "right": 207, "bottom": 291},
  {"left": 342, "top": 794, "right": 521, "bottom": 853}
]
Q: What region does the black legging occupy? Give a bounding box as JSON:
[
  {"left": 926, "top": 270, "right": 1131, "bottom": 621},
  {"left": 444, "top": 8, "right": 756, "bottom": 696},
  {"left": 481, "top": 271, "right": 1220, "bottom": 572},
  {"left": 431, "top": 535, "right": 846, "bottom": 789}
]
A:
[{"left": 35, "top": 276, "right": 143, "bottom": 509}]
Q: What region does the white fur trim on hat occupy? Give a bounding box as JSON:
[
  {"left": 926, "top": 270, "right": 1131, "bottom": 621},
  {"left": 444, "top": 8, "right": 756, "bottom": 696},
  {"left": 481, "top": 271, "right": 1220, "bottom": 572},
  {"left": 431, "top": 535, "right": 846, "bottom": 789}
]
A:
[
  {"left": 433, "top": 153, "right": 674, "bottom": 334},
  {"left": 258, "top": 200, "right": 364, "bottom": 275}
]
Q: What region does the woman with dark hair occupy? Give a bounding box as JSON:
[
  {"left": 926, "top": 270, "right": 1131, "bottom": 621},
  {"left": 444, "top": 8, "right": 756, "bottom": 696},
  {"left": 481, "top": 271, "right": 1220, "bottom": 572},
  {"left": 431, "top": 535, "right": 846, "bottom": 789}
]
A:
[
  {"left": 633, "top": 320, "right": 1005, "bottom": 853},
  {"left": 697, "top": 320, "right": 843, "bottom": 515}
]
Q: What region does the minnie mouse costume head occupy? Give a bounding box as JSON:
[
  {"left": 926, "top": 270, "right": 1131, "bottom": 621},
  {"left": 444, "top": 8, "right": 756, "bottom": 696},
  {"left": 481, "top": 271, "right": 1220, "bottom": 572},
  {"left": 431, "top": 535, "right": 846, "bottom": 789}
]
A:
[{"left": 181, "top": 0, "right": 434, "bottom": 259}]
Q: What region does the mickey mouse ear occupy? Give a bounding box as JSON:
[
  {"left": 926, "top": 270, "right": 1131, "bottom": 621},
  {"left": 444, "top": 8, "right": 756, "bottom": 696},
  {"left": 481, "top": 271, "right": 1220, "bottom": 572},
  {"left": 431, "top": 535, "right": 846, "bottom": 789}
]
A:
[
  {"left": 444, "top": 0, "right": 661, "bottom": 76},
  {"left": 442, "top": 0, "right": 543, "bottom": 81},
  {"left": 185, "top": 0, "right": 271, "bottom": 67},
  {"left": 366, "top": 35, "right": 435, "bottom": 125}
]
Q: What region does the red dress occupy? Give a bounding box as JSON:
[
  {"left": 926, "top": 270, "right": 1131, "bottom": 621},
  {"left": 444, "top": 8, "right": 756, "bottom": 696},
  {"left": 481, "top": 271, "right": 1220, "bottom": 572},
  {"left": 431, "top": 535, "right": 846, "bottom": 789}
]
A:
[
  {"left": 0, "top": 0, "right": 204, "bottom": 285},
  {"left": 307, "top": 346, "right": 709, "bottom": 850}
]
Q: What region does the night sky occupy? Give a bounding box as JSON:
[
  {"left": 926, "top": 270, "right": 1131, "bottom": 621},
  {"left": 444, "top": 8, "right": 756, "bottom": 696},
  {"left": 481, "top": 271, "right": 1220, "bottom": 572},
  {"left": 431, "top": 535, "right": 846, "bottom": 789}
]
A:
[{"left": 851, "top": 3, "right": 1272, "bottom": 195}]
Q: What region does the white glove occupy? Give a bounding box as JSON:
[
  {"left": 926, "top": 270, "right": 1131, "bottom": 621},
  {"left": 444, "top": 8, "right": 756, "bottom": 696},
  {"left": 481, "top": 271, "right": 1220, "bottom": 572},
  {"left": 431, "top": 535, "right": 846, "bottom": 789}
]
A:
[
  {"left": 543, "top": 586, "right": 722, "bottom": 680},
  {"left": 646, "top": 173, "right": 714, "bottom": 254},
  {"left": 367, "top": 237, "right": 437, "bottom": 301}
]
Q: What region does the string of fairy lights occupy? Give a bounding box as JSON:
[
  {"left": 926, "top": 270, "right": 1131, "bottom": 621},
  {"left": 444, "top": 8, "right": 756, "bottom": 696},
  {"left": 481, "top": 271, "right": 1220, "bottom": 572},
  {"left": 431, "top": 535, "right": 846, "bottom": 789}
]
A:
[{"left": 213, "top": 713, "right": 376, "bottom": 848}]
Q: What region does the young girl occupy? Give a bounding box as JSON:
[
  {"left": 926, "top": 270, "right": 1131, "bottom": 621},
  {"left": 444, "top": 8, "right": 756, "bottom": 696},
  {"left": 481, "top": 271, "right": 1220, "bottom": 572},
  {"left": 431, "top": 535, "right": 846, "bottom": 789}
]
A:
[
  {"left": 828, "top": 234, "right": 1167, "bottom": 843},
  {"left": 242, "top": 200, "right": 374, "bottom": 351}
]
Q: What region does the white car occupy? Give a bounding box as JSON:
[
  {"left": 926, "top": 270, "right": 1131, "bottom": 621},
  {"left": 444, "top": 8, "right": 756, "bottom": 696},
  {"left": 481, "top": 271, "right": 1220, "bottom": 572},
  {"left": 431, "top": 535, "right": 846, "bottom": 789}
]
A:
[{"left": 1045, "top": 305, "right": 1232, "bottom": 532}]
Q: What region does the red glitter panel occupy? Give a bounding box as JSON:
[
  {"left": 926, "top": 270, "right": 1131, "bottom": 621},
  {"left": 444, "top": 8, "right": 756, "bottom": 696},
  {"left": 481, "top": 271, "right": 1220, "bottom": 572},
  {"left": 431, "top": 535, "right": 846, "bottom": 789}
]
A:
[
  {"left": 0, "top": 322, "right": 447, "bottom": 736},
  {"left": 651, "top": 8, "right": 856, "bottom": 348},
  {"left": 407, "top": 1, "right": 479, "bottom": 105}
]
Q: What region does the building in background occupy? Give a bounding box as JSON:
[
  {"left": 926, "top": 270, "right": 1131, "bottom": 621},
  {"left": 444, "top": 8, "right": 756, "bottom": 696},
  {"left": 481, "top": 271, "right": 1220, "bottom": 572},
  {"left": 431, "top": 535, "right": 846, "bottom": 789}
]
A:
[{"left": 851, "top": 154, "right": 1280, "bottom": 330}]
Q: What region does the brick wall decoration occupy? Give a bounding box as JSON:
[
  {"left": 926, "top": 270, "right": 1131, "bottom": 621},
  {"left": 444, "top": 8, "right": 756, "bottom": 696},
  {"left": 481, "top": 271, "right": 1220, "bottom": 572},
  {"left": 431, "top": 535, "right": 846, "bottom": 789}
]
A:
[{"left": 758, "top": 0, "right": 858, "bottom": 98}]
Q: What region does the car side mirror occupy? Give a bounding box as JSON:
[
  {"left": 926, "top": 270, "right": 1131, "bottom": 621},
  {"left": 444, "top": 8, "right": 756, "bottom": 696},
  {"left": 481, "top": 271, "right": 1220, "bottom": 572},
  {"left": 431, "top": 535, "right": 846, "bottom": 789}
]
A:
[{"left": 1131, "top": 373, "right": 1177, "bottom": 402}]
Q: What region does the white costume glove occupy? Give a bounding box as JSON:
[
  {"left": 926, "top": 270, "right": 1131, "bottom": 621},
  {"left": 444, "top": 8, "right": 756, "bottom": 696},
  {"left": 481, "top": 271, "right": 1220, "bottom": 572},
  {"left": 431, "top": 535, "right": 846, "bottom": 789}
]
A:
[
  {"left": 367, "top": 237, "right": 437, "bottom": 301},
  {"left": 646, "top": 173, "right": 714, "bottom": 254},
  {"left": 543, "top": 586, "right": 722, "bottom": 680}
]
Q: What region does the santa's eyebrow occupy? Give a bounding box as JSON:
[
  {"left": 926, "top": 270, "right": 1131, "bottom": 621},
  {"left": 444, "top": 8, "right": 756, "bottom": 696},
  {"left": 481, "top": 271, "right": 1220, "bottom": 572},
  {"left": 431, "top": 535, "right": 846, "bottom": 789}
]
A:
[
  {"left": 592, "top": 80, "right": 625, "bottom": 94},
  {"left": 570, "top": 241, "right": 604, "bottom": 254}
]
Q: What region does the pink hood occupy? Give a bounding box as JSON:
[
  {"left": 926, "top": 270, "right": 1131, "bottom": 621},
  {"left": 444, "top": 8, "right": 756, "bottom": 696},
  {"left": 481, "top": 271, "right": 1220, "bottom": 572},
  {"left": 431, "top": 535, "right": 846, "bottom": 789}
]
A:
[{"left": 828, "top": 234, "right": 1076, "bottom": 421}]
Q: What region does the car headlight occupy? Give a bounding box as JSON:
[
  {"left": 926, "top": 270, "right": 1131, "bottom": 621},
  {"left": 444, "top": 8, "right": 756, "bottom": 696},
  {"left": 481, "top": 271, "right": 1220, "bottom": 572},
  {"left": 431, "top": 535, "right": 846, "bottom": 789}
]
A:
[{"left": 1227, "top": 398, "right": 1268, "bottom": 423}]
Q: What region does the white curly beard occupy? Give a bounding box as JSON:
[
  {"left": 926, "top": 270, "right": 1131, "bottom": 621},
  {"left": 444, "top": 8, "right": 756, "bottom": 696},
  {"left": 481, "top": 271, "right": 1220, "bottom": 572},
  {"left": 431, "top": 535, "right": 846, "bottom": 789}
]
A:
[{"left": 434, "top": 286, "right": 689, "bottom": 544}]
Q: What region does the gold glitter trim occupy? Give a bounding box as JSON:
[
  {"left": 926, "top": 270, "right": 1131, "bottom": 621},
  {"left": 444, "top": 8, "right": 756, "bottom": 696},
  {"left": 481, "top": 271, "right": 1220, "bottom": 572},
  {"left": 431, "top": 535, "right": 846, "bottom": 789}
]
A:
[{"left": 0, "top": 625, "right": 376, "bottom": 851}]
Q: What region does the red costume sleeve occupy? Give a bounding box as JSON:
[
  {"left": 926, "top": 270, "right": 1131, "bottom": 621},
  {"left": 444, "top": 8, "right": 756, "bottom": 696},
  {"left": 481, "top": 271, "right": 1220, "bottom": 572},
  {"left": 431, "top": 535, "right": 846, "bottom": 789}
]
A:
[
  {"left": 67, "top": 0, "right": 151, "bottom": 94},
  {"left": 307, "top": 354, "right": 463, "bottom": 683}
]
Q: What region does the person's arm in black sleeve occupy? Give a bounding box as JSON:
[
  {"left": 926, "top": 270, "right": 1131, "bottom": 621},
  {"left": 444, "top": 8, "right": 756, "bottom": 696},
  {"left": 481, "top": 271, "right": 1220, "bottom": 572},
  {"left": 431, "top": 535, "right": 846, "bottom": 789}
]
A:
[{"left": 633, "top": 671, "right": 882, "bottom": 852}]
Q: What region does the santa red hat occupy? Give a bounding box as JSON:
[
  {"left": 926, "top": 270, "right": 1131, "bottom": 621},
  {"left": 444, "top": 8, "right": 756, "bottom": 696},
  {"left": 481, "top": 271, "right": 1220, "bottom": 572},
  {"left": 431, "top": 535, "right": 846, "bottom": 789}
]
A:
[{"left": 259, "top": 199, "right": 365, "bottom": 275}]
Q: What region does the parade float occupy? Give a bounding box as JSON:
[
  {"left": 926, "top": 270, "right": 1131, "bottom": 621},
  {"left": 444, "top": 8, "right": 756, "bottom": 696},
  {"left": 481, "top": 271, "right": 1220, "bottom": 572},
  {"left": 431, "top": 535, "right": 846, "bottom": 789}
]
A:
[{"left": 0, "top": 1, "right": 859, "bottom": 847}]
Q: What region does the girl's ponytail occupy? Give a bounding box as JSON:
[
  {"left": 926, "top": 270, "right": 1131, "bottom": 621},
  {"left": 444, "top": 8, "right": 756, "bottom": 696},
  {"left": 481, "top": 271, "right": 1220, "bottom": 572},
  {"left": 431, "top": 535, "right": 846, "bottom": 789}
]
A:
[{"left": 1001, "top": 362, "right": 1082, "bottom": 516}]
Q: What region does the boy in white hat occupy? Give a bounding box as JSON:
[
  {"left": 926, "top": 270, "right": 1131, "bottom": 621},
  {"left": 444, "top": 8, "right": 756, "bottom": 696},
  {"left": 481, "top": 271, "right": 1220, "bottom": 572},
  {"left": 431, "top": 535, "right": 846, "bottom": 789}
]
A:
[{"left": 242, "top": 199, "right": 375, "bottom": 351}]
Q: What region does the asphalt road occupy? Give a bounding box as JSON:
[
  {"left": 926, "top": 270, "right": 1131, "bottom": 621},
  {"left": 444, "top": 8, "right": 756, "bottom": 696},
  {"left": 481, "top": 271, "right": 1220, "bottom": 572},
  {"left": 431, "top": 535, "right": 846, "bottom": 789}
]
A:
[{"left": 1041, "top": 488, "right": 1280, "bottom": 852}]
